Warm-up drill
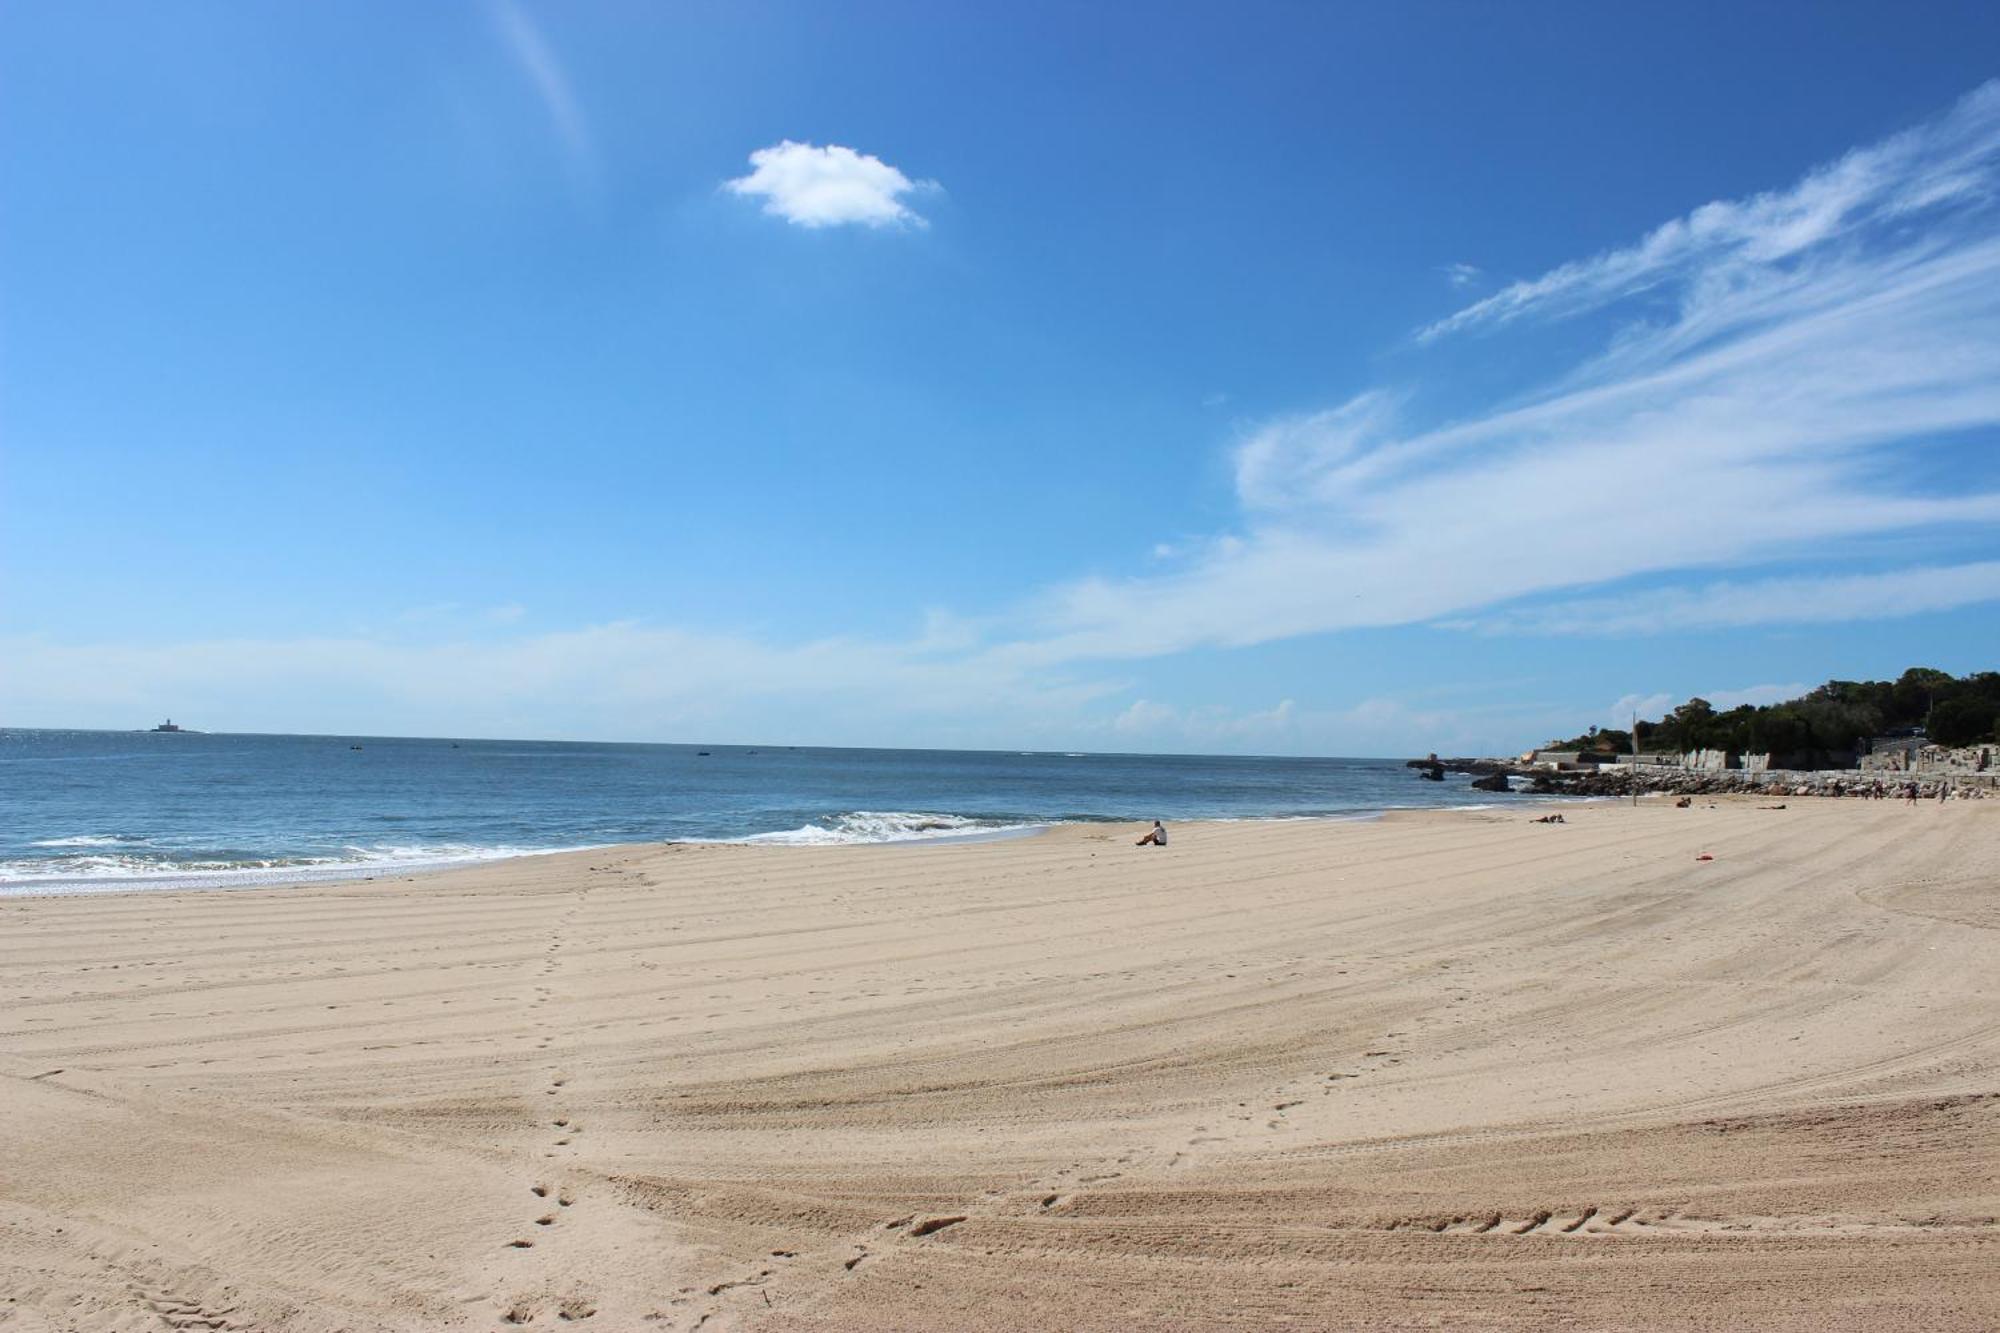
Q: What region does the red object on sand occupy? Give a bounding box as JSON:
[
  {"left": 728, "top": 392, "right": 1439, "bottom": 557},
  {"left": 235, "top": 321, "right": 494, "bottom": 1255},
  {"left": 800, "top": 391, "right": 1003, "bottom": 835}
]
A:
[{"left": 1695, "top": 853, "right": 1714, "bottom": 861}]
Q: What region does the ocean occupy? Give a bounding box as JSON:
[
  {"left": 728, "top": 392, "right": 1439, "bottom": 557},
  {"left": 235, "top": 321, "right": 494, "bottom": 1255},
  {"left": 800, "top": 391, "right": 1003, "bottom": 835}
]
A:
[{"left": 1, "top": 728, "right": 1523, "bottom": 894}]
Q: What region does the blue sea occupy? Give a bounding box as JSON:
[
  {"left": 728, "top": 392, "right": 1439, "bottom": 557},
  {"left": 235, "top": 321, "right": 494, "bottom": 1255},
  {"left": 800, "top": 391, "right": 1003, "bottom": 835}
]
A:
[{"left": 1, "top": 728, "right": 1518, "bottom": 894}]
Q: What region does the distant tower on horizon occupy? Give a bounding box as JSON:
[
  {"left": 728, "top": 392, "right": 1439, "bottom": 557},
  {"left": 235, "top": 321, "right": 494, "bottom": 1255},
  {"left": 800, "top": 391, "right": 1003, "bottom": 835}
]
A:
[{"left": 152, "top": 718, "right": 184, "bottom": 732}]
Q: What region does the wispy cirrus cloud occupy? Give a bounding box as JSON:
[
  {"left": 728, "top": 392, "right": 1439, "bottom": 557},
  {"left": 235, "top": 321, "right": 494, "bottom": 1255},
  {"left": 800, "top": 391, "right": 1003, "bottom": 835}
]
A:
[
  {"left": 982, "top": 80, "right": 2000, "bottom": 669},
  {"left": 491, "top": 0, "right": 598, "bottom": 189},
  {"left": 726, "top": 141, "right": 935, "bottom": 229},
  {"left": 1417, "top": 80, "right": 2000, "bottom": 344},
  {"left": 1444, "top": 562, "right": 2000, "bottom": 637}
]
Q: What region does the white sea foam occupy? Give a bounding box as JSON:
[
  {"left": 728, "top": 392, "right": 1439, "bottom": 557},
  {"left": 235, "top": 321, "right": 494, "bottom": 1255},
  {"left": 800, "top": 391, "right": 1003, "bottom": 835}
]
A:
[
  {"left": 0, "top": 843, "right": 591, "bottom": 896},
  {"left": 737, "top": 811, "right": 1044, "bottom": 846},
  {"left": 28, "top": 834, "right": 149, "bottom": 847}
]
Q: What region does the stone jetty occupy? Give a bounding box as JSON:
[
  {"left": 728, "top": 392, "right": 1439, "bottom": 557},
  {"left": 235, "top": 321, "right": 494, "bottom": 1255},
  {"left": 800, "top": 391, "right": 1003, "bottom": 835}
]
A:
[{"left": 1407, "top": 755, "right": 1992, "bottom": 799}]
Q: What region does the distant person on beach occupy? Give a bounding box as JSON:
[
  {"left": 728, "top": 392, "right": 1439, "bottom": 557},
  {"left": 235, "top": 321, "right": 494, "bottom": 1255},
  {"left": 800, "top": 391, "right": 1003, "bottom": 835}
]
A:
[{"left": 1136, "top": 820, "right": 1167, "bottom": 846}]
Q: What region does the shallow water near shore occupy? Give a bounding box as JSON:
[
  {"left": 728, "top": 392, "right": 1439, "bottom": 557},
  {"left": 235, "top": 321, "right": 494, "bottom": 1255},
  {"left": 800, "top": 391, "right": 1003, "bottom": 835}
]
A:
[{"left": 2, "top": 728, "right": 1539, "bottom": 892}]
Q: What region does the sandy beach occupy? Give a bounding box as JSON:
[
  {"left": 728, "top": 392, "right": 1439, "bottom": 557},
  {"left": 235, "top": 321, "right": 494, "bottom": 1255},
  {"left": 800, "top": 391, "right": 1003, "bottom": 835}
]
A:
[{"left": 3, "top": 800, "right": 1997, "bottom": 1330}]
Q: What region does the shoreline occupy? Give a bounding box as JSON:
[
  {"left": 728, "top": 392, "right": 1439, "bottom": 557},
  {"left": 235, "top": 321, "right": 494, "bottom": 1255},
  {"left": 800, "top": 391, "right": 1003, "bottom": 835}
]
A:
[{"left": 0, "top": 800, "right": 1558, "bottom": 900}]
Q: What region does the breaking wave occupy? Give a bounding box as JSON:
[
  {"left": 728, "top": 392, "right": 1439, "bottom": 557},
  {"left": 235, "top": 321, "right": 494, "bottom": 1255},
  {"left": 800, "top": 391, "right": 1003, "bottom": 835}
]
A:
[
  {"left": 738, "top": 811, "right": 1045, "bottom": 846},
  {"left": 0, "top": 843, "right": 586, "bottom": 894}
]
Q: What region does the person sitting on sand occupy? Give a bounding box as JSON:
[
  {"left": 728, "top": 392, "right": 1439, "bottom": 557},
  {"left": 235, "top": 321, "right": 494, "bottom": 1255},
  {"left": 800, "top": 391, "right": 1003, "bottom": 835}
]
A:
[
  {"left": 1136, "top": 820, "right": 1167, "bottom": 846},
  {"left": 1675, "top": 796, "right": 1692, "bottom": 808}
]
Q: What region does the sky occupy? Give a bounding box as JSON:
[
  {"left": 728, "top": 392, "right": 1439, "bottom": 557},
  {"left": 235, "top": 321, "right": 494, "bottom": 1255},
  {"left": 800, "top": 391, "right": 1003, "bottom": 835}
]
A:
[{"left": 3, "top": 1, "right": 1999, "bottom": 755}]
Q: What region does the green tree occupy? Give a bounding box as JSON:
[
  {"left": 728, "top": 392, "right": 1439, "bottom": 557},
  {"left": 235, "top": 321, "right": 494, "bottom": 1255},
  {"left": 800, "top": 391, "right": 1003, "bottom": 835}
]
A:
[
  {"left": 1746, "top": 707, "right": 1810, "bottom": 757},
  {"left": 1928, "top": 697, "right": 1998, "bottom": 747},
  {"left": 1530, "top": 669, "right": 1993, "bottom": 766},
  {"left": 1658, "top": 697, "right": 1716, "bottom": 750},
  {"left": 1893, "top": 667, "right": 1955, "bottom": 725}
]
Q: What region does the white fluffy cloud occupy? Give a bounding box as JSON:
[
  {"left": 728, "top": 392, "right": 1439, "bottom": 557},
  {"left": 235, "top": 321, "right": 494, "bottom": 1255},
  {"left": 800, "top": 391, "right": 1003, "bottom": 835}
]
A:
[{"left": 726, "top": 140, "right": 933, "bottom": 229}]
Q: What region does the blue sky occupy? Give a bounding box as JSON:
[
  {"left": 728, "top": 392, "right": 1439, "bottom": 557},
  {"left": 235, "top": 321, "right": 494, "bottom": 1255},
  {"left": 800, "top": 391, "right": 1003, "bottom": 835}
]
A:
[{"left": 4, "top": 1, "right": 1998, "bottom": 753}]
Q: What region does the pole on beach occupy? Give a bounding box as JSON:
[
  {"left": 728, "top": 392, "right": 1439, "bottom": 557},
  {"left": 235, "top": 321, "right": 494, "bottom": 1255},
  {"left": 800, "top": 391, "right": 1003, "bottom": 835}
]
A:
[{"left": 1632, "top": 710, "right": 1639, "bottom": 808}]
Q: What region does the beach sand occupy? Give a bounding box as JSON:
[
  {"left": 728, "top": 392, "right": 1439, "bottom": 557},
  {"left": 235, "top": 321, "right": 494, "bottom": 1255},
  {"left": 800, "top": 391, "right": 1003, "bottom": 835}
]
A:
[{"left": 2, "top": 800, "right": 1997, "bottom": 1330}]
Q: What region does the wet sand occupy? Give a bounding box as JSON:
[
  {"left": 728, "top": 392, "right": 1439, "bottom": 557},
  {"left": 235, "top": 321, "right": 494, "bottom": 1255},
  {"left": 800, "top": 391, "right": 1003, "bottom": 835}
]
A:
[{"left": 2, "top": 800, "right": 1997, "bottom": 1330}]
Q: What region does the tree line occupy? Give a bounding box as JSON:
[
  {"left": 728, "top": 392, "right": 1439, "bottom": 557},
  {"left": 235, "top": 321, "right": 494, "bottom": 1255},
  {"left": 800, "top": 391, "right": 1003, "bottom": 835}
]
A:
[{"left": 1545, "top": 668, "right": 1999, "bottom": 766}]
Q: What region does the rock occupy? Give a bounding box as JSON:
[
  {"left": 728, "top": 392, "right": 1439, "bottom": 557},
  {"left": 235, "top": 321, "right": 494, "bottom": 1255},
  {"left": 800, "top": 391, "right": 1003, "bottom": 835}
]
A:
[{"left": 1469, "top": 773, "right": 1512, "bottom": 793}]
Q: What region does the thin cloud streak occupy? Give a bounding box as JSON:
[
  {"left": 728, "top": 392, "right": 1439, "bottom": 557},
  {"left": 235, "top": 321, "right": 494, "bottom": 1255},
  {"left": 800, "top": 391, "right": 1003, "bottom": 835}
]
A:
[
  {"left": 1449, "top": 562, "right": 2000, "bottom": 636},
  {"left": 1418, "top": 79, "right": 2000, "bottom": 343},
  {"left": 492, "top": 0, "right": 599, "bottom": 190}
]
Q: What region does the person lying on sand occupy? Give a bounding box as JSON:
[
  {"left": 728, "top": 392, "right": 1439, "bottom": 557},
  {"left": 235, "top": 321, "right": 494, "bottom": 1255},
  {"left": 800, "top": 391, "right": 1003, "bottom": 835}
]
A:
[
  {"left": 1530, "top": 813, "right": 1565, "bottom": 824},
  {"left": 1135, "top": 820, "right": 1168, "bottom": 846},
  {"left": 1760, "top": 803, "right": 1787, "bottom": 810}
]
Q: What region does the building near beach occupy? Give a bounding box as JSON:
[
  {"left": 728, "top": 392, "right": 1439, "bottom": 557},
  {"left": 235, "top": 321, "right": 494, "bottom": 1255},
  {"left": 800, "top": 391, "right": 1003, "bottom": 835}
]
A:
[{"left": 1860, "top": 737, "right": 1995, "bottom": 776}]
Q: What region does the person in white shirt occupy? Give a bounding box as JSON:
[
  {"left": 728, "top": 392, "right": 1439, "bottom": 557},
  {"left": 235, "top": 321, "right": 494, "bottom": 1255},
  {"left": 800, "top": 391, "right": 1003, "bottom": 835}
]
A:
[{"left": 1135, "top": 820, "right": 1167, "bottom": 846}]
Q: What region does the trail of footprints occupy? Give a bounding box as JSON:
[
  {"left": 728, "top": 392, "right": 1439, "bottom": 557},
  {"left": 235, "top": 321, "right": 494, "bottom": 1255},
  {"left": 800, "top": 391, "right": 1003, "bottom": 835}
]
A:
[
  {"left": 497, "top": 878, "right": 600, "bottom": 1325},
  {"left": 1168, "top": 1044, "right": 1404, "bottom": 1165},
  {"left": 496, "top": 1074, "right": 598, "bottom": 1324}
]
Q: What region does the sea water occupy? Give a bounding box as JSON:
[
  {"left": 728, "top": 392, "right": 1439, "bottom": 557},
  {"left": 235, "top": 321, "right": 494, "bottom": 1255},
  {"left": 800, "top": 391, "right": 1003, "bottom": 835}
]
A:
[{"left": 1, "top": 728, "right": 1516, "bottom": 893}]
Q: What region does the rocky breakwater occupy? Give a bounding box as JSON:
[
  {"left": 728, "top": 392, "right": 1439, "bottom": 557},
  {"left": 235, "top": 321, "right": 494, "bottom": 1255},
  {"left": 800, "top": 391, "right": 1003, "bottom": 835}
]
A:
[
  {"left": 1408, "top": 756, "right": 1525, "bottom": 794},
  {"left": 1407, "top": 757, "right": 1992, "bottom": 800},
  {"left": 1409, "top": 755, "right": 1514, "bottom": 777},
  {"left": 1533, "top": 767, "right": 1991, "bottom": 798}
]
